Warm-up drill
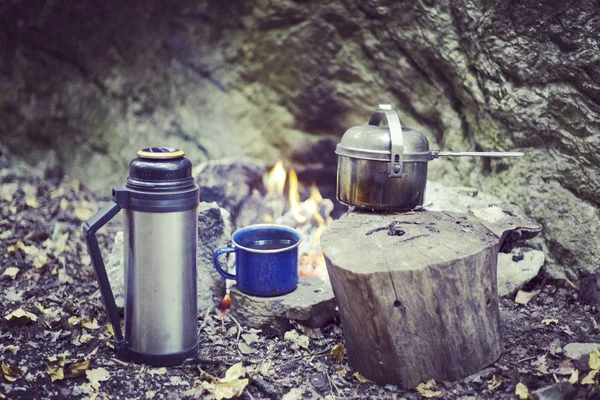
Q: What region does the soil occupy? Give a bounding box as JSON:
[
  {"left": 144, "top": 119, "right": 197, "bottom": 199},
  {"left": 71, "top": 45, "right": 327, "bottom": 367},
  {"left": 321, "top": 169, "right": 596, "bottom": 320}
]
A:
[{"left": 1, "top": 170, "right": 599, "bottom": 400}]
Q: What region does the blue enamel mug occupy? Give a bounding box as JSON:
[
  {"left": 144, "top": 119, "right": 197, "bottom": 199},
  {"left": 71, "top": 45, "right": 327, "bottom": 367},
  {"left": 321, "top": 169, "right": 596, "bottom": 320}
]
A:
[{"left": 213, "top": 224, "right": 301, "bottom": 297}]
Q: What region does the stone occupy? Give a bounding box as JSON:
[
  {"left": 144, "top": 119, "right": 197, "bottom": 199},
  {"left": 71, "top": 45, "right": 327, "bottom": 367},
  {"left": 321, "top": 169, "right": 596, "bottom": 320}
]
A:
[
  {"left": 497, "top": 249, "right": 545, "bottom": 297},
  {"left": 424, "top": 180, "right": 502, "bottom": 214},
  {"left": 195, "top": 157, "right": 266, "bottom": 223},
  {"left": 197, "top": 202, "right": 233, "bottom": 312},
  {"left": 106, "top": 231, "right": 125, "bottom": 310},
  {"left": 579, "top": 267, "right": 600, "bottom": 308},
  {"left": 229, "top": 277, "right": 337, "bottom": 333},
  {"left": 531, "top": 382, "right": 577, "bottom": 400},
  {"left": 563, "top": 343, "right": 600, "bottom": 367}
]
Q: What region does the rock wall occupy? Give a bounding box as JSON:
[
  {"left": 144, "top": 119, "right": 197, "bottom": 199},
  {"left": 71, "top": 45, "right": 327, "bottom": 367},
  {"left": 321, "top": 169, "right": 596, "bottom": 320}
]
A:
[{"left": 0, "top": 0, "right": 598, "bottom": 276}]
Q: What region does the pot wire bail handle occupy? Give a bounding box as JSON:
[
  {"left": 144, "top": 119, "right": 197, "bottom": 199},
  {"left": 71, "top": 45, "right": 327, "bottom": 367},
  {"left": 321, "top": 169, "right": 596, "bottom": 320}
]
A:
[{"left": 369, "top": 104, "right": 404, "bottom": 178}]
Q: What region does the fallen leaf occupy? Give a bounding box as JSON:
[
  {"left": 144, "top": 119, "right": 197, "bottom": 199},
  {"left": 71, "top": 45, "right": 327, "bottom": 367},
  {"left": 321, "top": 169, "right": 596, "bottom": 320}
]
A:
[
  {"left": 33, "top": 253, "right": 50, "bottom": 269},
  {"left": 515, "top": 382, "right": 532, "bottom": 399},
  {"left": 241, "top": 332, "right": 259, "bottom": 346},
  {"left": 86, "top": 367, "right": 110, "bottom": 390},
  {"left": 213, "top": 362, "right": 249, "bottom": 400},
  {"left": 0, "top": 183, "right": 18, "bottom": 201},
  {"left": 1, "top": 363, "right": 22, "bottom": 382},
  {"left": 560, "top": 325, "right": 575, "bottom": 337},
  {"left": 487, "top": 375, "right": 502, "bottom": 390},
  {"left": 34, "top": 302, "right": 51, "bottom": 314},
  {"left": 2, "top": 345, "right": 19, "bottom": 355},
  {"left": 589, "top": 349, "right": 600, "bottom": 370},
  {"left": 147, "top": 367, "right": 167, "bottom": 376},
  {"left": 25, "top": 196, "right": 40, "bottom": 209},
  {"left": 46, "top": 354, "right": 66, "bottom": 382},
  {"left": 416, "top": 379, "right": 443, "bottom": 398},
  {"left": 331, "top": 343, "right": 344, "bottom": 363},
  {"left": 282, "top": 388, "right": 304, "bottom": 400},
  {"left": 353, "top": 372, "right": 372, "bottom": 384},
  {"left": 284, "top": 330, "right": 309, "bottom": 350},
  {"left": 581, "top": 369, "right": 597, "bottom": 385},
  {"left": 78, "top": 334, "right": 94, "bottom": 344},
  {"left": 532, "top": 354, "right": 550, "bottom": 375},
  {"left": 68, "top": 316, "right": 81, "bottom": 326},
  {"left": 237, "top": 342, "right": 256, "bottom": 355},
  {"left": 74, "top": 206, "right": 94, "bottom": 221},
  {"left": 4, "top": 308, "right": 38, "bottom": 324},
  {"left": 2, "top": 267, "right": 19, "bottom": 280},
  {"left": 259, "top": 360, "right": 272, "bottom": 376},
  {"left": 82, "top": 319, "right": 100, "bottom": 330},
  {"left": 542, "top": 319, "right": 558, "bottom": 326},
  {"left": 568, "top": 370, "right": 579, "bottom": 384},
  {"left": 515, "top": 289, "right": 541, "bottom": 305}
]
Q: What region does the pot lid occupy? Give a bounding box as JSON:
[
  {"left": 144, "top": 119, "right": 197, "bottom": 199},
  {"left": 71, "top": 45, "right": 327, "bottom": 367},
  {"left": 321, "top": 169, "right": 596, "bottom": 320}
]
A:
[{"left": 335, "top": 124, "right": 430, "bottom": 162}]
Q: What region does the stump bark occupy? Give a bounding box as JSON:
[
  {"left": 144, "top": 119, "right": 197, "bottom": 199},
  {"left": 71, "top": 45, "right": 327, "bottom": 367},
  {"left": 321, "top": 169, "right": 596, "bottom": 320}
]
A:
[{"left": 321, "top": 207, "right": 541, "bottom": 388}]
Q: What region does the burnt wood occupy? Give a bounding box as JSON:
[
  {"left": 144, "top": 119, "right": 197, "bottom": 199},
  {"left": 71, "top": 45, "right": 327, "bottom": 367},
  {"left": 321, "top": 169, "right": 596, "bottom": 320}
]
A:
[{"left": 321, "top": 207, "right": 541, "bottom": 388}]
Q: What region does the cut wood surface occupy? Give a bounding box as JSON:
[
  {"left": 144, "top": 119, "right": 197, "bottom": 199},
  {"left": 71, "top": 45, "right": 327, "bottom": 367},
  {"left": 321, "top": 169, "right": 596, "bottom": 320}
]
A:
[{"left": 321, "top": 207, "right": 541, "bottom": 388}]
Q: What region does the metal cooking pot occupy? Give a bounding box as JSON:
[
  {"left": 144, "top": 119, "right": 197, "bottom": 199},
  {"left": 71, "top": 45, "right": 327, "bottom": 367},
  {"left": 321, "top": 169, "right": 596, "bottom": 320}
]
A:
[{"left": 336, "top": 104, "right": 524, "bottom": 211}]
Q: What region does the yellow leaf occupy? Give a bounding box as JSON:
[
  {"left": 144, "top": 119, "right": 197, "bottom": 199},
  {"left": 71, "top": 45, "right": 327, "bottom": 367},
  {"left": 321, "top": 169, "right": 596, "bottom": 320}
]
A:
[
  {"left": 2, "top": 345, "right": 19, "bottom": 355},
  {"left": 0, "top": 183, "right": 18, "bottom": 202},
  {"left": 86, "top": 367, "right": 110, "bottom": 390},
  {"left": 78, "top": 334, "right": 94, "bottom": 344},
  {"left": 107, "top": 324, "right": 114, "bottom": 336},
  {"left": 68, "top": 316, "right": 81, "bottom": 326},
  {"left": 4, "top": 308, "right": 38, "bottom": 324},
  {"left": 416, "top": 379, "right": 443, "bottom": 398},
  {"left": 353, "top": 372, "right": 372, "bottom": 384},
  {"left": 74, "top": 207, "right": 94, "bottom": 221},
  {"left": 1, "top": 363, "right": 22, "bottom": 382},
  {"left": 147, "top": 367, "right": 167, "bottom": 376},
  {"left": 59, "top": 198, "right": 69, "bottom": 211},
  {"left": 33, "top": 253, "right": 50, "bottom": 269},
  {"left": 331, "top": 343, "right": 344, "bottom": 363},
  {"left": 25, "top": 196, "right": 40, "bottom": 208},
  {"left": 68, "top": 359, "right": 90, "bottom": 378},
  {"left": 213, "top": 362, "right": 249, "bottom": 400},
  {"left": 589, "top": 349, "right": 600, "bottom": 370},
  {"left": 2, "top": 267, "right": 19, "bottom": 279},
  {"left": 46, "top": 355, "right": 66, "bottom": 382},
  {"left": 542, "top": 319, "right": 558, "bottom": 326},
  {"left": 82, "top": 319, "right": 100, "bottom": 330},
  {"left": 568, "top": 369, "right": 579, "bottom": 384},
  {"left": 581, "top": 369, "right": 598, "bottom": 385},
  {"left": 487, "top": 375, "right": 502, "bottom": 390},
  {"left": 34, "top": 302, "right": 51, "bottom": 314},
  {"left": 284, "top": 330, "right": 309, "bottom": 350},
  {"left": 8, "top": 241, "right": 30, "bottom": 254},
  {"left": 515, "top": 382, "right": 532, "bottom": 400}
]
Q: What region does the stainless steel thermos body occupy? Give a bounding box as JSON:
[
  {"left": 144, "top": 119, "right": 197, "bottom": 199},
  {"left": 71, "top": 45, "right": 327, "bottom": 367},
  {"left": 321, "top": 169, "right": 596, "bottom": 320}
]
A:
[{"left": 83, "top": 148, "right": 199, "bottom": 366}]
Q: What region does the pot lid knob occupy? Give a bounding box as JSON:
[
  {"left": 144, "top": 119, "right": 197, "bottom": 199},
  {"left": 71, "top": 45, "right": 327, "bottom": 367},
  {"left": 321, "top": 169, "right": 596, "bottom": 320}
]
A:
[{"left": 368, "top": 104, "right": 404, "bottom": 178}]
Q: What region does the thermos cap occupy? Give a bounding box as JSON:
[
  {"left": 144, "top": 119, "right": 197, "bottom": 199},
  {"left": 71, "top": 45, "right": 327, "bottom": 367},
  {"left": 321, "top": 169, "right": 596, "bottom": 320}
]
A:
[
  {"left": 127, "top": 147, "right": 193, "bottom": 190},
  {"left": 137, "top": 147, "right": 185, "bottom": 159}
]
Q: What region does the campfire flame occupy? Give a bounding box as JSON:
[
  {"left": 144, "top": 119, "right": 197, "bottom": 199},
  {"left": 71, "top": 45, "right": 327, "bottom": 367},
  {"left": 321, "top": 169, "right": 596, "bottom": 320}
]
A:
[
  {"left": 267, "top": 160, "right": 286, "bottom": 198},
  {"left": 265, "top": 161, "right": 332, "bottom": 280}
]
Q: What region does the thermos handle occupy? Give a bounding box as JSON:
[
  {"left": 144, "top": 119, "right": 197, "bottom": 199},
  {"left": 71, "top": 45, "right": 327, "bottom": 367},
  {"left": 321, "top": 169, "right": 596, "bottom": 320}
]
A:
[
  {"left": 82, "top": 201, "right": 127, "bottom": 356},
  {"left": 369, "top": 104, "right": 404, "bottom": 178},
  {"left": 213, "top": 248, "right": 236, "bottom": 280}
]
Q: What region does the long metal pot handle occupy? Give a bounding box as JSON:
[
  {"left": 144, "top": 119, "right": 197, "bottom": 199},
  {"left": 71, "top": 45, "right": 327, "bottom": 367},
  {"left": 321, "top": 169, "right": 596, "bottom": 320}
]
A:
[{"left": 431, "top": 150, "right": 525, "bottom": 158}]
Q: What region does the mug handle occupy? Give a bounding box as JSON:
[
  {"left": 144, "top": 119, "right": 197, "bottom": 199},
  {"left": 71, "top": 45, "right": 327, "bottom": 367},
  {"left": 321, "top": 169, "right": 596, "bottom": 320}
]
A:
[{"left": 213, "top": 248, "right": 236, "bottom": 280}]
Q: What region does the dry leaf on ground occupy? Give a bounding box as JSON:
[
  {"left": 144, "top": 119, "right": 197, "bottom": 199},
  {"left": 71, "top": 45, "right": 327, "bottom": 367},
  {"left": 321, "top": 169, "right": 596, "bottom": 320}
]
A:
[
  {"left": 331, "top": 343, "right": 344, "bottom": 362},
  {"left": 4, "top": 308, "right": 37, "bottom": 324},
  {"left": 515, "top": 382, "right": 533, "bottom": 399},
  {"left": 86, "top": 367, "right": 110, "bottom": 390},
  {"left": 416, "top": 379, "right": 443, "bottom": 398},
  {"left": 284, "top": 330, "right": 309, "bottom": 350}
]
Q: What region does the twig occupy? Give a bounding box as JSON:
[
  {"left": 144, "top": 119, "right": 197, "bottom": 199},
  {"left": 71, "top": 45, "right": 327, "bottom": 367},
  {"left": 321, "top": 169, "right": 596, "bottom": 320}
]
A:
[
  {"left": 228, "top": 314, "right": 243, "bottom": 343},
  {"left": 197, "top": 306, "right": 213, "bottom": 335},
  {"left": 328, "top": 374, "right": 349, "bottom": 400},
  {"left": 279, "top": 348, "right": 330, "bottom": 367},
  {"left": 517, "top": 355, "right": 537, "bottom": 363}
]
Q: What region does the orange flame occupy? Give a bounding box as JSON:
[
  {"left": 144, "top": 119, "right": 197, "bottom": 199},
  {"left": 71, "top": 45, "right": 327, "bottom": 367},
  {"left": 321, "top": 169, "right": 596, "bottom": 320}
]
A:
[{"left": 266, "top": 160, "right": 286, "bottom": 198}]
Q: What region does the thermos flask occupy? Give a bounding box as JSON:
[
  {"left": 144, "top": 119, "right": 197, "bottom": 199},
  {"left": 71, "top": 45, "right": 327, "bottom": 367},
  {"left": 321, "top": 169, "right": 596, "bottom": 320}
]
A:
[{"left": 83, "top": 147, "right": 199, "bottom": 366}]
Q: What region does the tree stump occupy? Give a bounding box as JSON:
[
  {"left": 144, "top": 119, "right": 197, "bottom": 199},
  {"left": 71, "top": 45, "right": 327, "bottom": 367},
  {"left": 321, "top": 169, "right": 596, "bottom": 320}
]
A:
[{"left": 321, "top": 207, "right": 541, "bottom": 388}]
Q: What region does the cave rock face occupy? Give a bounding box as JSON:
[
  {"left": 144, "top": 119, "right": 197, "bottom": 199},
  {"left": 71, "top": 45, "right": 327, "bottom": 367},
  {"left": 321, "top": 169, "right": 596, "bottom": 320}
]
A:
[{"left": 1, "top": 0, "right": 598, "bottom": 274}]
